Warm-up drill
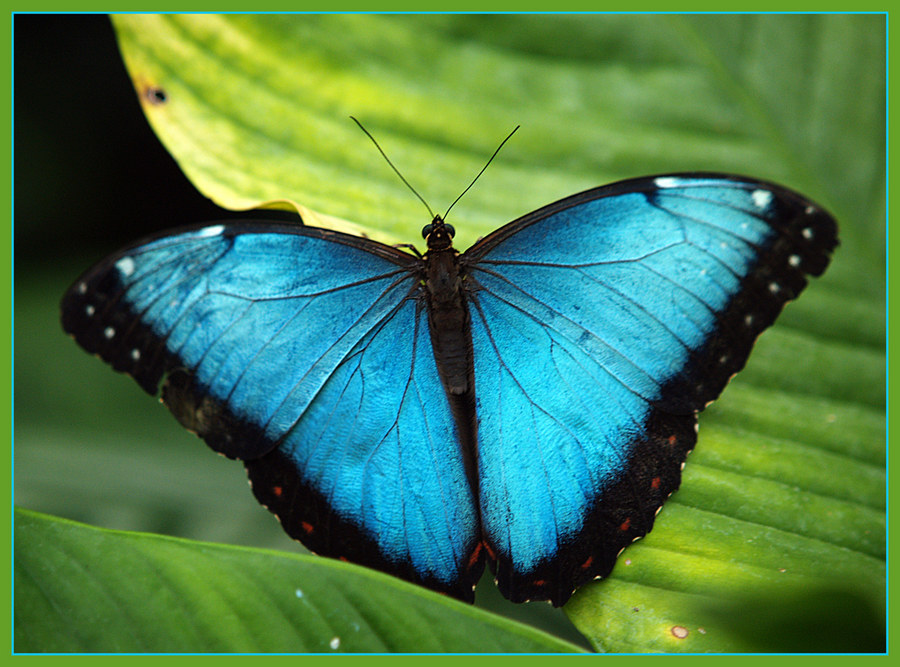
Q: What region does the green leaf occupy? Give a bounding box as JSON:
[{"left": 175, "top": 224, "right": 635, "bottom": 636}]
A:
[
  {"left": 17, "top": 14, "right": 883, "bottom": 653},
  {"left": 14, "top": 509, "right": 583, "bottom": 653},
  {"left": 108, "top": 15, "right": 884, "bottom": 277}
]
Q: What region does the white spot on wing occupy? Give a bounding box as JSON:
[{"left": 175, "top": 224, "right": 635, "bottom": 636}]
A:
[
  {"left": 104, "top": 326, "right": 115, "bottom": 339},
  {"left": 789, "top": 254, "right": 801, "bottom": 267},
  {"left": 654, "top": 176, "right": 680, "bottom": 189},
  {"left": 85, "top": 304, "right": 95, "bottom": 317},
  {"left": 78, "top": 282, "right": 87, "bottom": 294},
  {"left": 131, "top": 348, "right": 141, "bottom": 361},
  {"left": 198, "top": 225, "right": 225, "bottom": 237},
  {"left": 329, "top": 637, "right": 340, "bottom": 650},
  {"left": 115, "top": 256, "right": 135, "bottom": 278},
  {"left": 769, "top": 282, "right": 780, "bottom": 294},
  {"left": 751, "top": 189, "right": 773, "bottom": 209},
  {"left": 802, "top": 227, "right": 814, "bottom": 239}
]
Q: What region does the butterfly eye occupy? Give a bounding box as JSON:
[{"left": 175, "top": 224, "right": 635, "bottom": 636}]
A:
[
  {"left": 444, "top": 224, "right": 456, "bottom": 238},
  {"left": 421, "top": 223, "right": 434, "bottom": 239}
]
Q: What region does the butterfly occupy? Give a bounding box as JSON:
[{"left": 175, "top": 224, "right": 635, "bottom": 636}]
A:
[{"left": 61, "top": 170, "right": 837, "bottom": 606}]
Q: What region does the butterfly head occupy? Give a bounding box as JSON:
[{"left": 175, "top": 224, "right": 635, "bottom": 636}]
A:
[{"left": 422, "top": 215, "right": 456, "bottom": 251}]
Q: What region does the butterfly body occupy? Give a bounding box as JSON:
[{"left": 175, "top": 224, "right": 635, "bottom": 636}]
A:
[{"left": 62, "top": 174, "right": 837, "bottom": 606}]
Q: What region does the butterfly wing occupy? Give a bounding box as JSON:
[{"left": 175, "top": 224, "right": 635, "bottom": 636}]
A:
[
  {"left": 61, "top": 222, "right": 483, "bottom": 600},
  {"left": 243, "top": 294, "right": 484, "bottom": 600},
  {"left": 462, "top": 174, "right": 838, "bottom": 605}
]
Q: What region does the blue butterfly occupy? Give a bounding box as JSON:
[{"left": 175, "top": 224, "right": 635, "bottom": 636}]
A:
[{"left": 61, "top": 172, "right": 837, "bottom": 606}]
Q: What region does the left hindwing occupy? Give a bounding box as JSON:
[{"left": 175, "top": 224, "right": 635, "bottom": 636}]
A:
[{"left": 461, "top": 174, "right": 837, "bottom": 605}]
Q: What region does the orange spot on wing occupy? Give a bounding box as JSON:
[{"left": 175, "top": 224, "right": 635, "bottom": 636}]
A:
[
  {"left": 300, "top": 521, "right": 315, "bottom": 535},
  {"left": 467, "top": 542, "right": 484, "bottom": 568},
  {"left": 651, "top": 476, "right": 661, "bottom": 489},
  {"left": 667, "top": 435, "right": 677, "bottom": 446},
  {"left": 580, "top": 555, "right": 594, "bottom": 570},
  {"left": 272, "top": 485, "right": 283, "bottom": 497},
  {"left": 620, "top": 517, "right": 631, "bottom": 531}
]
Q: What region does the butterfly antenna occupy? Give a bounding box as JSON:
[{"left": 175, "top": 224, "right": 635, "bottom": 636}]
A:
[
  {"left": 351, "top": 116, "right": 436, "bottom": 220},
  {"left": 443, "top": 125, "right": 519, "bottom": 221}
]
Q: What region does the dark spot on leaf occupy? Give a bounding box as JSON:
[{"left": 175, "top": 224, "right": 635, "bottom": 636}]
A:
[{"left": 142, "top": 85, "right": 167, "bottom": 105}]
